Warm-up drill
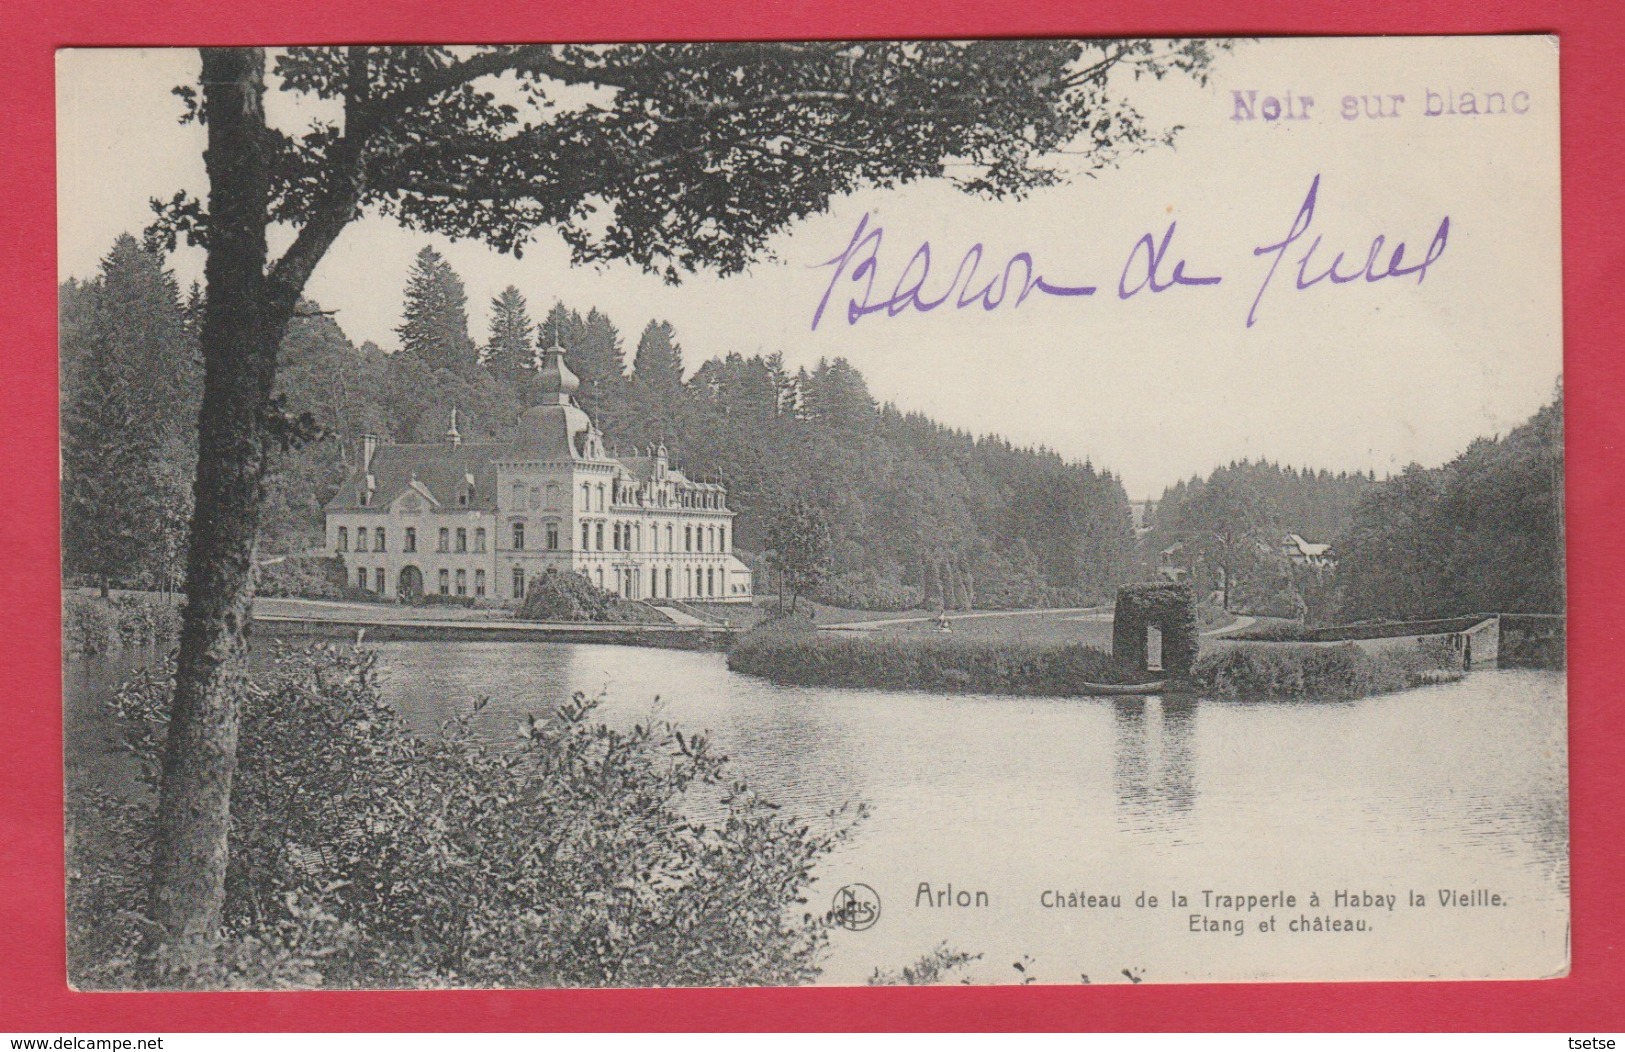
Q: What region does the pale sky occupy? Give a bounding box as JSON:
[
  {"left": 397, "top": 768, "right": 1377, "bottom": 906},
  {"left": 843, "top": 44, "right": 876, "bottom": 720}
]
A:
[{"left": 56, "top": 37, "right": 1562, "bottom": 498}]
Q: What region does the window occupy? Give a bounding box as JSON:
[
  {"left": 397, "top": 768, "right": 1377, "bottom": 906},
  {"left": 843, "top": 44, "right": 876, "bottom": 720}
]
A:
[
  {"left": 596, "top": 484, "right": 605, "bottom": 512},
  {"left": 475, "top": 527, "right": 486, "bottom": 552},
  {"left": 595, "top": 522, "right": 604, "bottom": 551},
  {"left": 438, "top": 528, "right": 450, "bottom": 553},
  {"left": 685, "top": 526, "right": 692, "bottom": 552},
  {"left": 456, "top": 569, "right": 467, "bottom": 596},
  {"left": 513, "top": 482, "right": 525, "bottom": 509},
  {"left": 456, "top": 527, "right": 468, "bottom": 553},
  {"left": 612, "top": 523, "right": 621, "bottom": 552},
  {"left": 595, "top": 568, "right": 603, "bottom": 588},
  {"left": 581, "top": 521, "right": 591, "bottom": 550},
  {"left": 707, "top": 568, "right": 715, "bottom": 598},
  {"left": 633, "top": 524, "right": 641, "bottom": 551},
  {"left": 337, "top": 526, "right": 348, "bottom": 552},
  {"left": 720, "top": 525, "right": 727, "bottom": 552},
  {"left": 582, "top": 482, "right": 591, "bottom": 509},
  {"left": 459, "top": 489, "right": 469, "bottom": 507},
  {"left": 512, "top": 567, "right": 525, "bottom": 600},
  {"left": 438, "top": 569, "right": 450, "bottom": 595},
  {"left": 512, "top": 522, "right": 525, "bottom": 550},
  {"left": 375, "top": 567, "right": 386, "bottom": 593},
  {"left": 475, "top": 569, "right": 486, "bottom": 597},
  {"left": 357, "top": 567, "right": 368, "bottom": 590},
  {"left": 355, "top": 529, "right": 368, "bottom": 553},
  {"left": 404, "top": 527, "right": 416, "bottom": 553},
  {"left": 653, "top": 527, "right": 659, "bottom": 553},
  {"left": 545, "top": 483, "right": 560, "bottom": 510},
  {"left": 375, "top": 527, "right": 385, "bottom": 551},
  {"left": 665, "top": 568, "right": 672, "bottom": 597},
  {"left": 666, "top": 524, "right": 673, "bottom": 551},
  {"left": 546, "top": 522, "right": 559, "bottom": 551}
]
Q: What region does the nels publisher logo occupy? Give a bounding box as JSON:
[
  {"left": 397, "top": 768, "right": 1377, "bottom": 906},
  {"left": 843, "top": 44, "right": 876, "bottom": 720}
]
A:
[{"left": 831, "top": 883, "right": 881, "bottom": 931}]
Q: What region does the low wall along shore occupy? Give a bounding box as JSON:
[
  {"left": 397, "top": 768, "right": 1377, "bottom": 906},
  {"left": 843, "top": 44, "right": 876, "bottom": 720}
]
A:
[{"left": 253, "top": 613, "right": 734, "bottom": 651}]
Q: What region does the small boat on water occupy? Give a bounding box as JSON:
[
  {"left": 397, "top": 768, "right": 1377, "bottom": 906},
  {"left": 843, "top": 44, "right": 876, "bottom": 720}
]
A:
[{"left": 1080, "top": 680, "right": 1166, "bottom": 696}]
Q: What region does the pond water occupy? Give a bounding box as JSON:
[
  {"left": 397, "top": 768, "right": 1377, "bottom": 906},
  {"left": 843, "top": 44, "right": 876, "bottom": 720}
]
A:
[
  {"left": 65, "top": 640, "right": 1568, "bottom": 986},
  {"left": 373, "top": 641, "right": 1569, "bottom": 986}
]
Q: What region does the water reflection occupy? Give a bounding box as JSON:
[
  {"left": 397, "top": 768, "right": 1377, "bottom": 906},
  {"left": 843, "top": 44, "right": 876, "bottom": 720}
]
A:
[{"left": 1111, "top": 698, "right": 1196, "bottom": 836}]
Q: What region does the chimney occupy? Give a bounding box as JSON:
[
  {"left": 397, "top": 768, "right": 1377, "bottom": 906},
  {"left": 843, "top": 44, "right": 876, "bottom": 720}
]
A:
[{"left": 361, "top": 433, "right": 379, "bottom": 473}]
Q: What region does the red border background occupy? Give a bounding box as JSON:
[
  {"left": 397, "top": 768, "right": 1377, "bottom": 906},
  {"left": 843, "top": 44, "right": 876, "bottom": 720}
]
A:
[{"left": 3, "top": 0, "right": 1621, "bottom": 1032}]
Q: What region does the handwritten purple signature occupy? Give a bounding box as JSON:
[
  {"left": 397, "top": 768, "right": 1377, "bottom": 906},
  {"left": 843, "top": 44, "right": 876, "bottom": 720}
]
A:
[{"left": 809, "top": 175, "right": 1450, "bottom": 331}]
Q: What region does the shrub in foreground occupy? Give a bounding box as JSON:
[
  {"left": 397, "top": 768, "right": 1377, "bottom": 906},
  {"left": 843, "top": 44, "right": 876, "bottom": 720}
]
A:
[
  {"left": 68, "top": 644, "right": 857, "bottom": 989},
  {"left": 1191, "top": 639, "right": 1460, "bottom": 700},
  {"left": 728, "top": 631, "right": 1126, "bottom": 695}
]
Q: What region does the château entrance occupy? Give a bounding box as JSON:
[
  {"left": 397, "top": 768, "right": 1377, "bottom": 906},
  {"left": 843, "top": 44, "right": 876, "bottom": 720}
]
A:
[{"left": 398, "top": 565, "right": 424, "bottom": 601}]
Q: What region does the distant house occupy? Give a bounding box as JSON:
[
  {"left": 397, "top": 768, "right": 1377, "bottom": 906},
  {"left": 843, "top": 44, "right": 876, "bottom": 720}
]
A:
[{"left": 1281, "top": 534, "right": 1335, "bottom": 569}]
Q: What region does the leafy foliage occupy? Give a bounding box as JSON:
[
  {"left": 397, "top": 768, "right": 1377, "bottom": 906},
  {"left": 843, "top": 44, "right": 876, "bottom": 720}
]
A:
[
  {"left": 63, "top": 594, "right": 182, "bottom": 657},
  {"left": 69, "top": 645, "right": 859, "bottom": 988},
  {"left": 868, "top": 943, "right": 982, "bottom": 985},
  {"left": 1191, "top": 639, "right": 1460, "bottom": 700},
  {"left": 253, "top": 554, "right": 354, "bottom": 600},
  {"left": 763, "top": 495, "right": 834, "bottom": 612},
  {"left": 1337, "top": 393, "right": 1564, "bottom": 620},
  {"left": 519, "top": 570, "right": 669, "bottom": 624},
  {"left": 164, "top": 41, "right": 1229, "bottom": 281}
]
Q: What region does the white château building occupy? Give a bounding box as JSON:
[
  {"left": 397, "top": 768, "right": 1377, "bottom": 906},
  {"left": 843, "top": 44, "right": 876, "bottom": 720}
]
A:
[{"left": 323, "top": 342, "right": 753, "bottom": 605}]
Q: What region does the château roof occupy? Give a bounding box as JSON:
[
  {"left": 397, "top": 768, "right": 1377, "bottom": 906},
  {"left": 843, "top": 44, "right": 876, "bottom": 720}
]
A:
[
  {"left": 325, "top": 441, "right": 507, "bottom": 513},
  {"left": 510, "top": 401, "right": 597, "bottom": 462},
  {"left": 326, "top": 412, "right": 726, "bottom": 515}
]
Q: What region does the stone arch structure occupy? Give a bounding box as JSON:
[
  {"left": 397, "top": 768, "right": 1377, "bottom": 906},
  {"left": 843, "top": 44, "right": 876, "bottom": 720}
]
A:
[{"left": 1112, "top": 582, "right": 1198, "bottom": 678}]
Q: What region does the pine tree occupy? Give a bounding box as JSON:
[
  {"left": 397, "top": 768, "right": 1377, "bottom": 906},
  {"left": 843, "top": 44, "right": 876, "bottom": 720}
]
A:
[
  {"left": 632, "top": 319, "right": 685, "bottom": 392},
  {"left": 61, "top": 235, "right": 200, "bottom": 590},
  {"left": 573, "top": 308, "right": 628, "bottom": 422},
  {"left": 483, "top": 285, "right": 535, "bottom": 383},
  {"left": 396, "top": 245, "right": 477, "bottom": 374}
]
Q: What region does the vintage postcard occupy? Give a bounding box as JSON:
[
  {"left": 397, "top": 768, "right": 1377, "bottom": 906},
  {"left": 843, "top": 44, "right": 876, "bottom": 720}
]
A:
[{"left": 58, "top": 35, "right": 1565, "bottom": 988}]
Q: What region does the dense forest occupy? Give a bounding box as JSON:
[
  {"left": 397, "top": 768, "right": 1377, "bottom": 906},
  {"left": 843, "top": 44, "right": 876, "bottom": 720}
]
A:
[
  {"left": 59, "top": 236, "right": 1564, "bottom": 619},
  {"left": 1141, "top": 461, "right": 1376, "bottom": 616},
  {"left": 1336, "top": 394, "right": 1565, "bottom": 620},
  {"left": 1142, "top": 398, "right": 1564, "bottom": 622},
  {"left": 61, "top": 237, "right": 1137, "bottom": 609}
]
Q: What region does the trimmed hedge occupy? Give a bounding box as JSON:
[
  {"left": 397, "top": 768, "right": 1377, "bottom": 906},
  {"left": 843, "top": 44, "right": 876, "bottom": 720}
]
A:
[
  {"left": 728, "top": 629, "right": 1128, "bottom": 696},
  {"left": 1192, "top": 639, "right": 1461, "bottom": 700}
]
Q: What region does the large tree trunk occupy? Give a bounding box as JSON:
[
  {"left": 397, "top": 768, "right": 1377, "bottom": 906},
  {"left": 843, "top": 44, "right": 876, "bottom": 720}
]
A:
[{"left": 147, "top": 47, "right": 283, "bottom": 975}]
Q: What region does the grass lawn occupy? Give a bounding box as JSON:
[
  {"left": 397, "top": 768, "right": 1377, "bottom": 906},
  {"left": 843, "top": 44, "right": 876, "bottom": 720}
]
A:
[{"left": 819, "top": 606, "right": 1116, "bottom": 649}]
